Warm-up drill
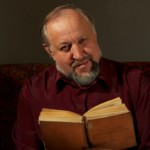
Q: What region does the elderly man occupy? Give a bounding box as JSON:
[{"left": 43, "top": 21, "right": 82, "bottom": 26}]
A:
[{"left": 13, "top": 4, "right": 150, "bottom": 150}]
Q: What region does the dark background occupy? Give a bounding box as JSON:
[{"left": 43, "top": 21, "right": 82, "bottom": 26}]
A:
[{"left": 0, "top": 0, "right": 150, "bottom": 64}]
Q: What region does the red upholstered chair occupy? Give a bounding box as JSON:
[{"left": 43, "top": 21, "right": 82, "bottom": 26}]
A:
[{"left": 0, "top": 64, "right": 49, "bottom": 150}]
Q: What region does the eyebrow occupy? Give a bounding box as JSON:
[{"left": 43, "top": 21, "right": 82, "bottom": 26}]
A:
[{"left": 59, "top": 41, "right": 71, "bottom": 45}]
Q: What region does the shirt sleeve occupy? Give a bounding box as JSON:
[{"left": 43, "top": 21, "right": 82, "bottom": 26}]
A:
[
  {"left": 129, "top": 71, "right": 150, "bottom": 149},
  {"left": 12, "top": 83, "right": 45, "bottom": 150}
]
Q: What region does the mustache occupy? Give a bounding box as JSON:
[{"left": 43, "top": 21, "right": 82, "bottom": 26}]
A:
[{"left": 71, "top": 56, "right": 92, "bottom": 68}]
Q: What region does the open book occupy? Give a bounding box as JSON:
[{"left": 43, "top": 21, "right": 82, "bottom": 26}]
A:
[{"left": 39, "top": 97, "right": 136, "bottom": 150}]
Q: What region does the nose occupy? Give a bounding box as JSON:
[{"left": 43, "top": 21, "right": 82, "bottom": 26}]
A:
[{"left": 71, "top": 44, "right": 84, "bottom": 60}]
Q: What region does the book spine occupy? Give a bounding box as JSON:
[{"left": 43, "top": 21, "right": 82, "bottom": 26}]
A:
[{"left": 82, "top": 116, "right": 93, "bottom": 148}]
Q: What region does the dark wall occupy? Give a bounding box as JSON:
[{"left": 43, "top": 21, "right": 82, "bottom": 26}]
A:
[{"left": 0, "top": 0, "right": 150, "bottom": 64}]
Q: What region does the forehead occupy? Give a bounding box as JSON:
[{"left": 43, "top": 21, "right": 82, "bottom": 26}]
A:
[{"left": 45, "top": 9, "right": 94, "bottom": 41}]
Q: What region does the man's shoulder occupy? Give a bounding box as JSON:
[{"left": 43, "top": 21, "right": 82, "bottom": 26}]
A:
[
  {"left": 101, "top": 57, "right": 126, "bottom": 74},
  {"left": 101, "top": 57, "right": 144, "bottom": 78},
  {"left": 101, "top": 57, "right": 125, "bottom": 68},
  {"left": 24, "top": 65, "right": 58, "bottom": 87}
]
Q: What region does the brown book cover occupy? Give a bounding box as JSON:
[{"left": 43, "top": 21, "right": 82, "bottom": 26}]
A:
[{"left": 38, "top": 97, "right": 137, "bottom": 150}]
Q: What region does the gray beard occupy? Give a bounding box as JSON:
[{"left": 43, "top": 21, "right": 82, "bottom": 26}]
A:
[{"left": 56, "top": 60, "right": 100, "bottom": 86}]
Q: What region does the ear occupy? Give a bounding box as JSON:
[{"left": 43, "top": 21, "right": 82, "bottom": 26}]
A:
[{"left": 43, "top": 44, "right": 55, "bottom": 59}]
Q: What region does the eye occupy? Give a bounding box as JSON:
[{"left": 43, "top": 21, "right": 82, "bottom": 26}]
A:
[
  {"left": 78, "top": 37, "right": 88, "bottom": 45},
  {"left": 59, "top": 44, "right": 72, "bottom": 52}
]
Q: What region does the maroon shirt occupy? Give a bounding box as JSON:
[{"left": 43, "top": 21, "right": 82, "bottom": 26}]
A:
[{"left": 13, "top": 58, "right": 150, "bottom": 149}]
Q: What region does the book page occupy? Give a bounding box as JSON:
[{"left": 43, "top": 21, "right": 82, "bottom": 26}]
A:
[
  {"left": 84, "top": 104, "right": 129, "bottom": 120},
  {"left": 39, "top": 108, "right": 82, "bottom": 123},
  {"left": 86, "top": 97, "right": 122, "bottom": 113}
]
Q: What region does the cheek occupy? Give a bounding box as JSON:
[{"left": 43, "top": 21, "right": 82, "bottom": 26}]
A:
[
  {"left": 85, "top": 45, "right": 101, "bottom": 62},
  {"left": 53, "top": 53, "right": 72, "bottom": 68}
]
